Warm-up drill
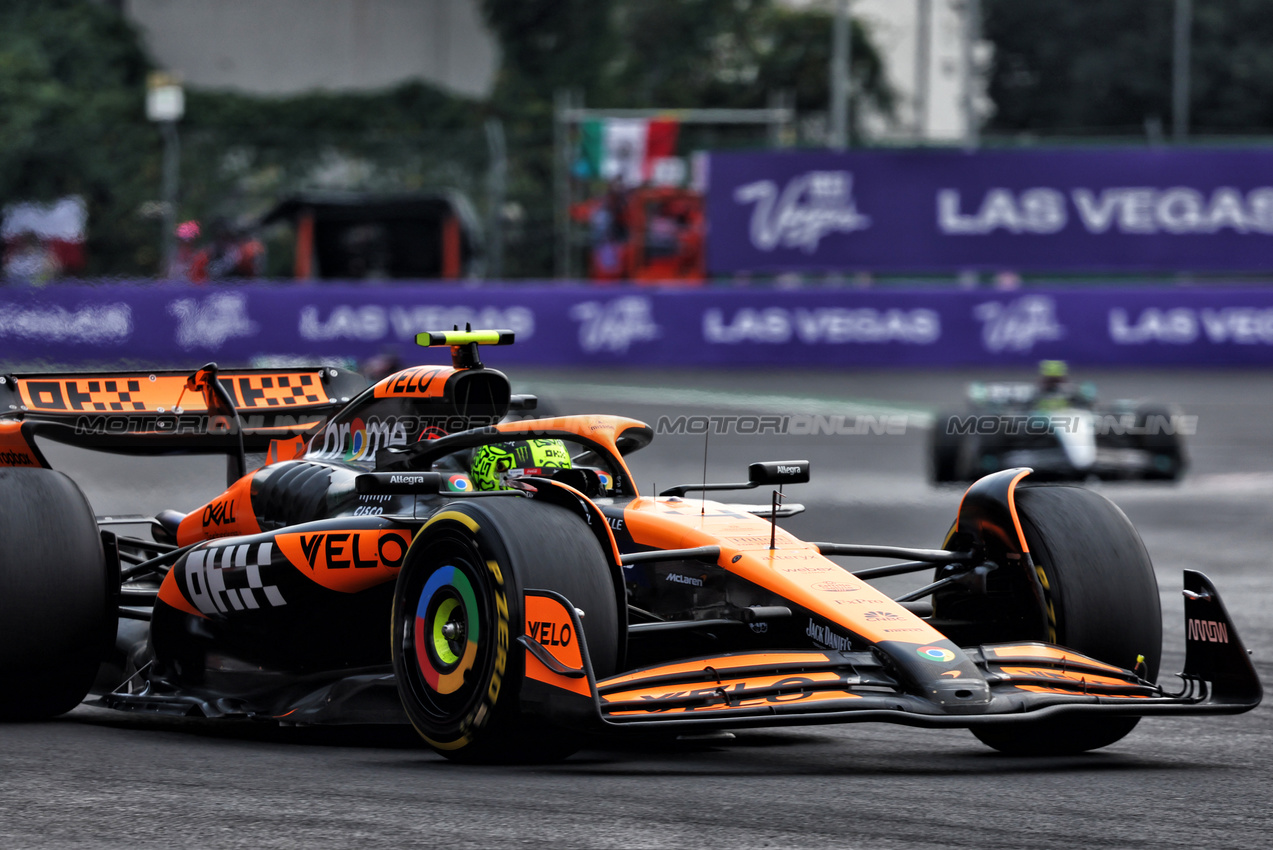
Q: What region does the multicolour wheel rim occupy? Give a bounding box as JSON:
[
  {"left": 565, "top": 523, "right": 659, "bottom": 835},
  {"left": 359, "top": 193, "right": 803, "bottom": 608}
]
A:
[{"left": 414, "top": 565, "right": 480, "bottom": 694}]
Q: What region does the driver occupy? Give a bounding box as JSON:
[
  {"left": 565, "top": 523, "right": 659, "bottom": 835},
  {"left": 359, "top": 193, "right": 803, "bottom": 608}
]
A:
[{"left": 470, "top": 438, "right": 573, "bottom": 490}]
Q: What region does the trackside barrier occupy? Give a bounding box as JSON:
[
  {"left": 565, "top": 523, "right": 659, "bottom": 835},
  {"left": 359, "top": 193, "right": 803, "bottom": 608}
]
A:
[{"left": 2, "top": 283, "right": 1273, "bottom": 368}]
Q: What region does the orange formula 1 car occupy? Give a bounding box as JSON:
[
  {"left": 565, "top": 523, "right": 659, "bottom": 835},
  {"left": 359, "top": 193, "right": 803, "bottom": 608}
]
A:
[{"left": 0, "top": 331, "right": 1261, "bottom": 762}]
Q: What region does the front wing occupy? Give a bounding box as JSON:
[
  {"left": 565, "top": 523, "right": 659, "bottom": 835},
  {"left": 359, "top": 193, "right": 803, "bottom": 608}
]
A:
[{"left": 520, "top": 571, "right": 1262, "bottom": 732}]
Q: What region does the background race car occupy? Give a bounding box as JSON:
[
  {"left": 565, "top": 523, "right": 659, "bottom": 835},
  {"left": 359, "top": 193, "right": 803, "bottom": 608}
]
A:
[{"left": 930, "top": 361, "right": 1189, "bottom": 484}]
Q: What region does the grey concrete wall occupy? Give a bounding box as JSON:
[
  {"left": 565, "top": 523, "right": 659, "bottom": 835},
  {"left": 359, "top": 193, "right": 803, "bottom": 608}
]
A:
[{"left": 125, "top": 0, "right": 498, "bottom": 98}]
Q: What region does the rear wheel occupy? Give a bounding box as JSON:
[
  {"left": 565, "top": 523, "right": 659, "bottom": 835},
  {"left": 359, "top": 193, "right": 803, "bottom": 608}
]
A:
[
  {"left": 971, "top": 485, "right": 1161, "bottom": 755},
  {"left": 392, "top": 497, "right": 618, "bottom": 763},
  {"left": 1135, "top": 404, "right": 1186, "bottom": 480},
  {"left": 0, "top": 468, "right": 112, "bottom": 720}
]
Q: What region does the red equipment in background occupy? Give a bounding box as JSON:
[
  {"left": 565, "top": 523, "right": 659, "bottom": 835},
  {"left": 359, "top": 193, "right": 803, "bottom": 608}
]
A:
[{"left": 572, "top": 187, "right": 705, "bottom": 283}]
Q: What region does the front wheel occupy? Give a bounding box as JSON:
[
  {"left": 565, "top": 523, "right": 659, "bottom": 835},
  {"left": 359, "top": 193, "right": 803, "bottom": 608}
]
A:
[
  {"left": 391, "top": 497, "right": 619, "bottom": 763},
  {"left": 971, "top": 485, "right": 1162, "bottom": 756}
]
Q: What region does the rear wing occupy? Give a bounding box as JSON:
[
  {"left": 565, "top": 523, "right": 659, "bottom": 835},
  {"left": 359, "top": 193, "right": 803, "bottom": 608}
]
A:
[{"left": 0, "top": 366, "right": 368, "bottom": 456}]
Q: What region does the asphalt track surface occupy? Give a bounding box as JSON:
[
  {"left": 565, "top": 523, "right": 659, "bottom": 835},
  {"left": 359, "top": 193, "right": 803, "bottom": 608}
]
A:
[{"left": 3, "top": 367, "right": 1271, "bottom": 849}]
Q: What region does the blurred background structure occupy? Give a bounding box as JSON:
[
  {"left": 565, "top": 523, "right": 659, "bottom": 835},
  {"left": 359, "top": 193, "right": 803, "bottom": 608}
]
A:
[{"left": 5, "top": 0, "right": 1273, "bottom": 370}]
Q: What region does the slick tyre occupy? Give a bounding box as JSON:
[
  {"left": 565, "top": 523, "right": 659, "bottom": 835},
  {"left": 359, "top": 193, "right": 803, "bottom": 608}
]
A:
[
  {"left": 930, "top": 414, "right": 965, "bottom": 483},
  {"left": 972, "top": 485, "right": 1162, "bottom": 756},
  {"left": 0, "top": 468, "right": 113, "bottom": 720},
  {"left": 392, "top": 497, "right": 618, "bottom": 763},
  {"left": 1135, "top": 404, "right": 1187, "bottom": 481}
]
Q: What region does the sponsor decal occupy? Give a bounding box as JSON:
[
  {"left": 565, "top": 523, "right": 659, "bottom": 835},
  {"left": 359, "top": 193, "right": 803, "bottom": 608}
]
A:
[
  {"left": 0, "top": 303, "right": 131, "bottom": 344},
  {"left": 522, "top": 593, "right": 588, "bottom": 695},
  {"left": 183, "top": 543, "right": 285, "bottom": 616},
  {"left": 749, "top": 622, "right": 769, "bottom": 634},
  {"left": 1109, "top": 307, "right": 1273, "bottom": 345},
  {"left": 299, "top": 305, "right": 534, "bottom": 343},
  {"left": 812, "top": 579, "right": 861, "bottom": 593},
  {"left": 447, "top": 474, "right": 472, "bottom": 492},
  {"left": 703, "top": 307, "right": 939, "bottom": 345},
  {"left": 373, "top": 366, "right": 451, "bottom": 399},
  {"left": 275, "top": 529, "right": 411, "bottom": 593},
  {"left": 806, "top": 618, "right": 853, "bottom": 651},
  {"left": 723, "top": 533, "right": 799, "bottom": 548},
  {"left": 863, "top": 610, "right": 903, "bottom": 622},
  {"left": 623, "top": 676, "right": 847, "bottom": 712},
  {"left": 665, "top": 572, "right": 705, "bottom": 588},
  {"left": 202, "top": 496, "right": 238, "bottom": 528},
  {"left": 527, "top": 618, "right": 573, "bottom": 648},
  {"left": 974, "top": 295, "right": 1065, "bottom": 353},
  {"left": 419, "top": 425, "right": 449, "bottom": 442},
  {"left": 605, "top": 515, "right": 624, "bottom": 531},
  {"left": 938, "top": 188, "right": 1067, "bottom": 235},
  {"left": 734, "top": 170, "right": 872, "bottom": 252},
  {"left": 475, "top": 558, "right": 510, "bottom": 729},
  {"left": 23, "top": 373, "right": 324, "bottom": 414},
  {"left": 286, "top": 530, "right": 407, "bottom": 570},
  {"left": 169, "top": 293, "right": 259, "bottom": 349},
  {"left": 310, "top": 416, "right": 409, "bottom": 462},
  {"left": 1187, "top": 618, "right": 1229, "bottom": 643},
  {"left": 939, "top": 186, "right": 1273, "bottom": 236},
  {"left": 24, "top": 378, "right": 150, "bottom": 412},
  {"left": 916, "top": 645, "right": 957, "bottom": 663},
  {"left": 0, "top": 449, "right": 37, "bottom": 467},
  {"left": 224, "top": 373, "right": 325, "bottom": 408},
  {"left": 570, "top": 296, "right": 661, "bottom": 354}
]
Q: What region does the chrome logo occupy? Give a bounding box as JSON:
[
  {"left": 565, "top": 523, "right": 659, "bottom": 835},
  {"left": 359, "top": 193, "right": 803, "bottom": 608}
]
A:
[
  {"left": 917, "top": 645, "right": 957, "bottom": 663},
  {"left": 447, "top": 474, "right": 473, "bottom": 492},
  {"left": 344, "top": 417, "right": 367, "bottom": 462}
]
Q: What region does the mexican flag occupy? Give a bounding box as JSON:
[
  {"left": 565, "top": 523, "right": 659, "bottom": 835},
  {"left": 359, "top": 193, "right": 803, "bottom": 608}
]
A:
[{"left": 578, "top": 118, "right": 679, "bottom": 186}]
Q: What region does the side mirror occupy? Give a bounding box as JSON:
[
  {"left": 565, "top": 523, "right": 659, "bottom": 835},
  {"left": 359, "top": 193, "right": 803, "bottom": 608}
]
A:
[{"left": 748, "top": 460, "right": 810, "bottom": 486}]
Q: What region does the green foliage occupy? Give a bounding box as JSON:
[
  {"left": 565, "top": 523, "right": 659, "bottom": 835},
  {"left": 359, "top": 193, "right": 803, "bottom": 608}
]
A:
[
  {"left": 984, "top": 0, "right": 1273, "bottom": 137},
  {"left": 479, "top": 0, "right": 896, "bottom": 275},
  {"left": 0, "top": 0, "right": 157, "bottom": 274},
  {"left": 2, "top": 0, "right": 896, "bottom": 278},
  {"left": 180, "top": 83, "right": 488, "bottom": 220}
]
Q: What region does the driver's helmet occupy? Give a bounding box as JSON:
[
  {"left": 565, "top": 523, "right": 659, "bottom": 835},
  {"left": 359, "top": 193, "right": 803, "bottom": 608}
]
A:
[
  {"left": 1038, "top": 359, "right": 1069, "bottom": 392},
  {"left": 470, "top": 438, "right": 573, "bottom": 491}
]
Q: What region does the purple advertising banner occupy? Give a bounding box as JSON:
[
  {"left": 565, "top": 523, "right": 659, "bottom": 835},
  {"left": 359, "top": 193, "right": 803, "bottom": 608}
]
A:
[
  {"left": 3, "top": 283, "right": 1273, "bottom": 369},
  {"left": 706, "top": 149, "right": 1273, "bottom": 273}
]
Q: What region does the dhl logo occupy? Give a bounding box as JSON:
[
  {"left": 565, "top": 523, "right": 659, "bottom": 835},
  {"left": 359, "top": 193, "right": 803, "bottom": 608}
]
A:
[
  {"left": 276, "top": 529, "right": 412, "bottom": 593},
  {"left": 18, "top": 372, "right": 327, "bottom": 413}
]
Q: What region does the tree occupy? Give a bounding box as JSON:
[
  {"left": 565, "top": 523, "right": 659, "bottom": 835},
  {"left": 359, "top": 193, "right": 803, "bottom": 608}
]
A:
[
  {"left": 983, "top": 0, "right": 1273, "bottom": 138},
  {"left": 0, "top": 0, "right": 157, "bottom": 275},
  {"left": 479, "top": 0, "right": 896, "bottom": 275}
]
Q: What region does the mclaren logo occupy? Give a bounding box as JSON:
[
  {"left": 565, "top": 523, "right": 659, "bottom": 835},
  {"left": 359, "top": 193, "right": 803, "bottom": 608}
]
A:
[{"left": 665, "top": 572, "right": 704, "bottom": 587}]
